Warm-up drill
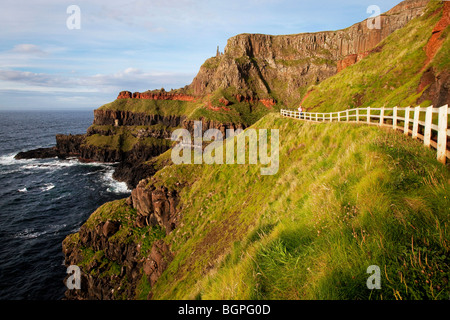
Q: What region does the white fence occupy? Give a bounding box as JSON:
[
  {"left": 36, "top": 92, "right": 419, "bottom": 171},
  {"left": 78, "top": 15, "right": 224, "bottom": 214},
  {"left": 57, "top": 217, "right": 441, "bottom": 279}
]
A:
[{"left": 281, "top": 105, "right": 449, "bottom": 164}]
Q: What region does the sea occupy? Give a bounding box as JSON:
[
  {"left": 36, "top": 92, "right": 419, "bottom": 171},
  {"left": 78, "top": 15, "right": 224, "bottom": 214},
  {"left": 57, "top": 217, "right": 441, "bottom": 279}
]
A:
[{"left": 0, "top": 110, "right": 131, "bottom": 300}]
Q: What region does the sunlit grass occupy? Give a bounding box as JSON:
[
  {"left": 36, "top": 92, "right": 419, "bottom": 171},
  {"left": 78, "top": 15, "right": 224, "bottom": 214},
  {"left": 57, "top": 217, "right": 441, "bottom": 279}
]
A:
[
  {"left": 145, "top": 114, "right": 449, "bottom": 300},
  {"left": 302, "top": 0, "right": 445, "bottom": 112}
]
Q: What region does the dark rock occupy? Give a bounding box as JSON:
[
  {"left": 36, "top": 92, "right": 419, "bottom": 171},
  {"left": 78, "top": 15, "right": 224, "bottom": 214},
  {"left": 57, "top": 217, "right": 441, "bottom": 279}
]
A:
[
  {"left": 143, "top": 240, "right": 173, "bottom": 286},
  {"left": 102, "top": 220, "right": 120, "bottom": 238},
  {"left": 14, "top": 147, "right": 58, "bottom": 160},
  {"left": 125, "top": 196, "right": 133, "bottom": 206},
  {"left": 56, "top": 134, "right": 85, "bottom": 158},
  {"left": 189, "top": 0, "right": 428, "bottom": 102},
  {"left": 93, "top": 109, "right": 186, "bottom": 127},
  {"left": 130, "top": 180, "right": 179, "bottom": 234}
]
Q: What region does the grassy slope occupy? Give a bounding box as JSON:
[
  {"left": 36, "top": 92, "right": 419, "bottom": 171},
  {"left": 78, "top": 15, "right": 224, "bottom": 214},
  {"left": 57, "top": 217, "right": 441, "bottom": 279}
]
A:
[
  {"left": 91, "top": 96, "right": 279, "bottom": 152},
  {"left": 301, "top": 0, "right": 446, "bottom": 112},
  {"left": 63, "top": 199, "right": 166, "bottom": 299},
  {"left": 84, "top": 125, "right": 172, "bottom": 152},
  {"left": 142, "top": 113, "right": 449, "bottom": 300},
  {"left": 139, "top": 3, "right": 450, "bottom": 300},
  {"left": 72, "top": 1, "right": 450, "bottom": 300},
  {"left": 98, "top": 98, "right": 199, "bottom": 117},
  {"left": 98, "top": 92, "right": 280, "bottom": 127}
]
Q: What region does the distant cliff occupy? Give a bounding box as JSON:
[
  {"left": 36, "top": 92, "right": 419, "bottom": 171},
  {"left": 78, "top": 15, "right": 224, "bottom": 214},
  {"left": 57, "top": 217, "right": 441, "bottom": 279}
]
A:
[
  {"left": 117, "top": 90, "right": 196, "bottom": 101},
  {"left": 59, "top": 0, "right": 450, "bottom": 301},
  {"left": 189, "top": 0, "right": 428, "bottom": 104}
]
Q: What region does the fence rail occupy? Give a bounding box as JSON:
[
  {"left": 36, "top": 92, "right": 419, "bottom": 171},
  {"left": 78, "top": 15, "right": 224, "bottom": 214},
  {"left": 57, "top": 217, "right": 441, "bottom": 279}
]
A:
[{"left": 281, "top": 105, "right": 449, "bottom": 164}]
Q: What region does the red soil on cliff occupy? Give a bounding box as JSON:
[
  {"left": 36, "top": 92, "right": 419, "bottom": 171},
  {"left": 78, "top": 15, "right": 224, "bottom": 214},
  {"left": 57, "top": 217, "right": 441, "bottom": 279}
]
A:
[
  {"left": 117, "top": 91, "right": 196, "bottom": 102},
  {"left": 424, "top": 1, "right": 450, "bottom": 68}
]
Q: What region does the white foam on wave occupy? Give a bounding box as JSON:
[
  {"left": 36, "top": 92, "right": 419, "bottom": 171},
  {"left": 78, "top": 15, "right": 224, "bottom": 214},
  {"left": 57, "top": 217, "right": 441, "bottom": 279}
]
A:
[
  {"left": 2, "top": 152, "right": 129, "bottom": 194},
  {"left": 14, "top": 228, "right": 46, "bottom": 239},
  {"left": 39, "top": 183, "right": 55, "bottom": 192},
  {"left": 1, "top": 152, "right": 113, "bottom": 171},
  {"left": 20, "top": 159, "right": 79, "bottom": 171},
  {"left": 14, "top": 224, "right": 67, "bottom": 239},
  {"left": 0, "top": 154, "right": 21, "bottom": 166},
  {"left": 102, "top": 168, "right": 130, "bottom": 194}
]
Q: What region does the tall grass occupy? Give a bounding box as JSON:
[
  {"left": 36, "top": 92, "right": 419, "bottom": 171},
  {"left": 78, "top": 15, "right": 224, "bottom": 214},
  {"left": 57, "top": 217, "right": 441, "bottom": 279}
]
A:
[
  {"left": 301, "top": 0, "right": 445, "bottom": 112},
  {"left": 146, "top": 113, "right": 449, "bottom": 300}
]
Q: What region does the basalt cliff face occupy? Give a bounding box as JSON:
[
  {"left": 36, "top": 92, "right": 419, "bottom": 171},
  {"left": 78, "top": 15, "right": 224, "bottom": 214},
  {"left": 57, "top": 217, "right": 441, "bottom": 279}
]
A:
[
  {"left": 17, "top": 108, "right": 247, "bottom": 189},
  {"left": 56, "top": 0, "right": 449, "bottom": 301},
  {"left": 117, "top": 90, "right": 196, "bottom": 101},
  {"left": 63, "top": 184, "right": 179, "bottom": 300},
  {"left": 93, "top": 109, "right": 185, "bottom": 127},
  {"left": 190, "top": 0, "right": 428, "bottom": 104}
]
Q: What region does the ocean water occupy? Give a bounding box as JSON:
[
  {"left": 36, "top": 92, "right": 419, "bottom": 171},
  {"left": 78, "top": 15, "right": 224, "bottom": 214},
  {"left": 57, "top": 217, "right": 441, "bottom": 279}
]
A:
[{"left": 0, "top": 110, "right": 131, "bottom": 300}]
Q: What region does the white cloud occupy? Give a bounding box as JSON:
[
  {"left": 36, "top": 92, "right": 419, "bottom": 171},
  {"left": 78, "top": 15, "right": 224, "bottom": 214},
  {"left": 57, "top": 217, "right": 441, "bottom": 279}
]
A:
[
  {"left": 11, "top": 44, "right": 47, "bottom": 55},
  {"left": 0, "top": 67, "right": 195, "bottom": 94}
]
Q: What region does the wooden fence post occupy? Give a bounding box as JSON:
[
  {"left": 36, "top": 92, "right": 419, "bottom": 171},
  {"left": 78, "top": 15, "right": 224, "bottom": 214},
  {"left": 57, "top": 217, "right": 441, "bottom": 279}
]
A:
[
  {"left": 393, "top": 106, "right": 398, "bottom": 130},
  {"left": 367, "top": 107, "right": 371, "bottom": 124},
  {"left": 346, "top": 110, "right": 349, "bottom": 122},
  {"left": 437, "top": 104, "right": 448, "bottom": 164},
  {"left": 379, "top": 107, "right": 384, "bottom": 126},
  {"left": 424, "top": 106, "right": 433, "bottom": 148},
  {"left": 412, "top": 106, "right": 420, "bottom": 139},
  {"left": 356, "top": 108, "right": 359, "bottom": 122},
  {"left": 404, "top": 106, "right": 410, "bottom": 135}
]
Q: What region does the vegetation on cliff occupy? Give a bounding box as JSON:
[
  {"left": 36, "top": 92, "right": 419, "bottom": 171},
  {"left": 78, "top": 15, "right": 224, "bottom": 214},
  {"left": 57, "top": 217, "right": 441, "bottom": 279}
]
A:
[
  {"left": 65, "top": 113, "right": 449, "bottom": 299},
  {"left": 302, "top": 0, "right": 449, "bottom": 111},
  {"left": 189, "top": 0, "right": 428, "bottom": 105},
  {"left": 61, "top": 0, "right": 449, "bottom": 300}
]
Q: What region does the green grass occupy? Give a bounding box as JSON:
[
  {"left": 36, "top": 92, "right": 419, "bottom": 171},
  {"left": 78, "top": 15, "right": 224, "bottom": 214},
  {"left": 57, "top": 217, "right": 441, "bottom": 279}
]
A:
[
  {"left": 301, "top": 0, "right": 445, "bottom": 112},
  {"left": 139, "top": 113, "right": 449, "bottom": 300},
  {"left": 65, "top": 0, "right": 449, "bottom": 300},
  {"left": 65, "top": 199, "right": 167, "bottom": 299},
  {"left": 84, "top": 126, "right": 172, "bottom": 153},
  {"left": 81, "top": 199, "right": 165, "bottom": 252},
  {"left": 202, "top": 56, "right": 222, "bottom": 69},
  {"left": 98, "top": 91, "right": 280, "bottom": 128},
  {"left": 98, "top": 98, "right": 199, "bottom": 116}
]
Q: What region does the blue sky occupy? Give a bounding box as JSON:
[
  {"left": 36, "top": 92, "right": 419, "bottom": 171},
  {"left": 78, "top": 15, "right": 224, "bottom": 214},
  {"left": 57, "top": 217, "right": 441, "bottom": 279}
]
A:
[{"left": 0, "top": 0, "right": 402, "bottom": 110}]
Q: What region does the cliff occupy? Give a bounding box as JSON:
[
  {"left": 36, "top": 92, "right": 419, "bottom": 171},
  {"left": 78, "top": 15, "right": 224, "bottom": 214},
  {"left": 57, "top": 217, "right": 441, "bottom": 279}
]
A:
[
  {"left": 60, "top": 0, "right": 450, "bottom": 301},
  {"left": 117, "top": 90, "right": 196, "bottom": 101},
  {"left": 63, "top": 112, "right": 450, "bottom": 300},
  {"left": 62, "top": 198, "right": 173, "bottom": 300},
  {"left": 417, "top": 0, "right": 450, "bottom": 107},
  {"left": 16, "top": 108, "right": 247, "bottom": 189},
  {"left": 301, "top": 0, "right": 449, "bottom": 111},
  {"left": 62, "top": 164, "right": 191, "bottom": 300},
  {"left": 189, "top": 0, "right": 428, "bottom": 104}
]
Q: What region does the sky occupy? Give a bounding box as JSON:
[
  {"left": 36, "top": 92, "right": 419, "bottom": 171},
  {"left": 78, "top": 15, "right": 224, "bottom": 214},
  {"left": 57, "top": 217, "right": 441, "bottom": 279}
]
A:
[{"left": 0, "top": 0, "right": 402, "bottom": 110}]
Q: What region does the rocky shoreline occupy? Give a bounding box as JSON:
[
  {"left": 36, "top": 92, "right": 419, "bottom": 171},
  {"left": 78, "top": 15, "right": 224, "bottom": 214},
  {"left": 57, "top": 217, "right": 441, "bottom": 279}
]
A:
[
  {"left": 15, "top": 0, "right": 437, "bottom": 300},
  {"left": 16, "top": 110, "right": 246, "bottom": 189}
]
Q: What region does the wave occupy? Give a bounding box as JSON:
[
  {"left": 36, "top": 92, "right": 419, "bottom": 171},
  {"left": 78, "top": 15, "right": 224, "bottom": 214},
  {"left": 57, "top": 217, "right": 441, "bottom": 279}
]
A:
[
  {"left": 39, "top": 183, "right": 55, "bottom": 192},
  {"left": 16, "top": 184, "right": 54, "bottom": 193},
  {"left": 0, "top": 154, "right": 21, "bottom": 166},
  {"left": 0, "top": 152, "right": 110, "bottom": 170},
  {"left": 102, "top": 168, "right": 130, "bottom": 194},
  {"left": 13, "top": 224, "right": 67, "bottom": 239},
  {"left": 20, "top": 159, "right": 80, "bottom": 171},
  {"left": 14, "top": 228, "right": 46, "bottom": 239},
  {"left": 2, "top": 151, "right": 129, "bottom": 194}
]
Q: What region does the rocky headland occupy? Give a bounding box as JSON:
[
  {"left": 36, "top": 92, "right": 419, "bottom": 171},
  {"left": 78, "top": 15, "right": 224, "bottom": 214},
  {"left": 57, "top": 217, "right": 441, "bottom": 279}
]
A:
[{"left": 14, "top": 0, "right": 449, "bottom": 300}]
